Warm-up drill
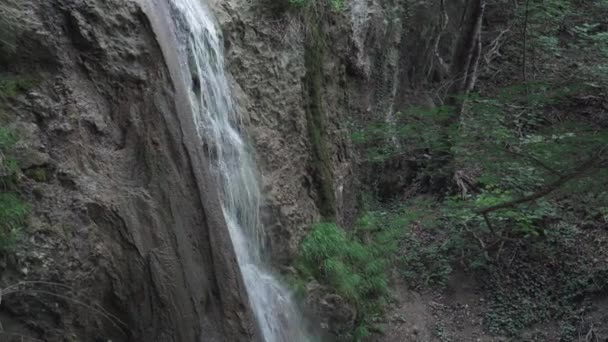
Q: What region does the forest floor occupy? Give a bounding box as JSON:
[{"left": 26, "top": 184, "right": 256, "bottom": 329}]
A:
[{"left": 376, "top": 207, "right": 608, "bottom": 342}]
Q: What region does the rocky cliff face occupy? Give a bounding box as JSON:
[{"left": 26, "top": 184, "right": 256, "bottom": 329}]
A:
[
  {"left": 1, "top": 0, "right": 254, "bottom": 341},
  {"left": 210, "top": 0, "right": 442, "bottom": 262},
  {"left": 208, "top": 0, "right": 441, "bottom": 335},
  {"left": 1, "top": 0, "right": 447, "bottom": 340}
]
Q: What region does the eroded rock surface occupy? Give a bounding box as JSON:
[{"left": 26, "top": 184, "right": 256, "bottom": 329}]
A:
[{"left": 1, "top": 0, "right": 253, "bottom": 341}]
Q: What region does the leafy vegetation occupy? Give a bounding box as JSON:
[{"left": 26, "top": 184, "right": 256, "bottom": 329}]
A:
[
  {"left": 0, "top": 71, "right": 31, "bottom": 251},
  {"left": 483, "top": 222, "right": 608, "bottom": 337},
  {"left": 294, "top": 198, "right": 453, "bottom": 337},
  {"left": 0, "top": 127, "right": 26, "bottom": 251},
  {"left": 336, "top": 0, "right": 608, "bottom": 339},
  {"left": 0, "top": 75, "right": 37, "bottom": 100},
  {"left": 295, "top": 221, "right": 391, "bottom": 337},
  {"left": 349, "top": 81, "right": 607, "bottom": 336}
]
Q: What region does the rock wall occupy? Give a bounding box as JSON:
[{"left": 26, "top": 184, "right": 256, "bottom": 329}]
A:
[
  {"left": 207, "top": 0, "right": 460, "bottom": 335},
  {"left": 0, "top": 0, "right": 254, "bottom": 341},
  {"left": 209, "top": 0, "right": 444, "bottom": 262}
]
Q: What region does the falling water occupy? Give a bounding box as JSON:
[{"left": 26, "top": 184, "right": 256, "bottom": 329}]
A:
[{"left": 166, "top": 0, "right": 309, "bottom": 341}]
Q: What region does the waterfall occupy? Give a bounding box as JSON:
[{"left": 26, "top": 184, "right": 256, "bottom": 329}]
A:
[{"left": 166, "top": 0, "right": 310, "bottom": 341}]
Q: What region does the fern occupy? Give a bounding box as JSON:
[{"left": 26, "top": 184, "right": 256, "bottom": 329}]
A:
[{"left": 297, "top": 220, "right": 393, "bottom": 334}]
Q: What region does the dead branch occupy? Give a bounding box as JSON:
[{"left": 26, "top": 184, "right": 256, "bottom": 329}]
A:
[
  {"left": 465, "top": 226, "right": 492, "bottom": 261},
  {"left": 483, "top": 26, "right": 512, "bottom": 71}
]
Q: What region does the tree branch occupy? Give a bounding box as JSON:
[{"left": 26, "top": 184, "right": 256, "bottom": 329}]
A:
[
  {"left": 475, "top": 154, "right": 603, "bottom": 215},
  {"left": 502, "top": 148, "right": 563, "bottom": 176}
]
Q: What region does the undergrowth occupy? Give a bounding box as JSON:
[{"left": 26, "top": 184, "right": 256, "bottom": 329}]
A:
[
  {"left": 0, "top": 75, "right": 37, "bottom": 100},
  {"left": 391, "top": 195, "right": 608, "bottom": 339},
  {"left": 482, "top": 221, "right": 608, "bottom": 338},
  {"left": 293, "top": 196, "right": 453, "bottom": 339},
  {"left": 293, "top": 192, "right": 607, "bottom": 339},
  {"left": 292, "top": 192, "right": 411, "bottom": 339},
  {"left": 0, "top": 127, "right": 25, "bottom": 252},
  {"left": 0, "top": 72, "right": 32, "bottom": 252},
  {"left": 295, "top": 221, "right": 390, "bottom": 340}
]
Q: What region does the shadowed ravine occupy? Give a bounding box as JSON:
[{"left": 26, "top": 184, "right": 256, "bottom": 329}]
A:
[{"left": 155, "top": 0, "right": 310, "bottom": 340}]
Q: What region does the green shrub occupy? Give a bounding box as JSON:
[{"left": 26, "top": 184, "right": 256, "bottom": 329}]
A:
[
  {"left": 296, "top": 222, "right": 390, "bottom": 335},
  {"left": 295, "top": 201, "right": 441, "bottom": 336},
  {"left": 300, "top": 223, "right": 389, "bottom": 303},
  {"left": 383, "top": 199, "right": 454, "bottom": 289}
]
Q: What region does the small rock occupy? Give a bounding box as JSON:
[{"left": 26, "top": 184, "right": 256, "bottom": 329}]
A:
[
  {"left": 280, "top": 266, "right": 297, "bottom": 275},
  {"left": 412, "top": 325, "right": 420, "bottom": 335}
]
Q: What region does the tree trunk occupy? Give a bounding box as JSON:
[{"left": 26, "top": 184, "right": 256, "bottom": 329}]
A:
[
  {"left": 447, "top": 0, "right": 486, "bottom": 113},
  {"left": 428, "top": 0, "right": 486, "bottom": 192}
]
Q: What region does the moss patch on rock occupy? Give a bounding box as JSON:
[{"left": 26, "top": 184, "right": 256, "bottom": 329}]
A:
[{"left": 303, "top": 7, "right": 336, "bottom": 219}]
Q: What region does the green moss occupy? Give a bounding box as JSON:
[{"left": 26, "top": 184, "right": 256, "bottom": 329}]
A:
[
  {"left": 0, "top": 73, "right": 38, "bottom": 122},
  {"left": 0, "top": 126, "right": 17, "bottom": 148},
  {"left": 304, "top": 7, "right": 336, "bottom": 219},
  {"left": 261, "top": 1, "right": 338, "bottom": 218},
  {"left": 26, "top": 167, "right": 48, "bottom": 183},
  {"left": 0, "top": 75, "right": 36, "bottom": 99}
]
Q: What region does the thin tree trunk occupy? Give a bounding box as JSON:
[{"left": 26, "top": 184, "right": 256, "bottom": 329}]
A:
[
  {"left": 429, "top": 0, "right": 486, "bottom": 192},
  {"left": 447, "top": 0, "right": 486, "bottom": 113},
  {"left": 522, "top": 0, "right": 530, "bottom": 95}
]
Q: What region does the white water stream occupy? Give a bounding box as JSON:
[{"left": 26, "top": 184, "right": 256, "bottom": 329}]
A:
[{"left": 166, "top": 0, "right": 310, "bottom": 341}]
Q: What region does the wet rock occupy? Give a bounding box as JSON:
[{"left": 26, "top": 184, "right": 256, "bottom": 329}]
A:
[{"left": 305, "top": 281, "right": 356, "bottom": 338}]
